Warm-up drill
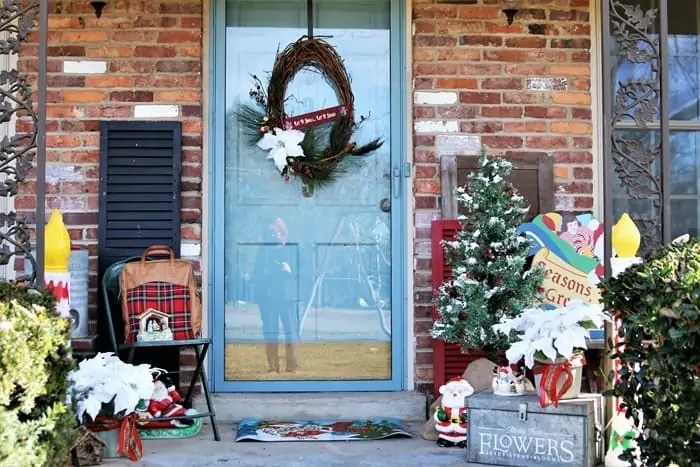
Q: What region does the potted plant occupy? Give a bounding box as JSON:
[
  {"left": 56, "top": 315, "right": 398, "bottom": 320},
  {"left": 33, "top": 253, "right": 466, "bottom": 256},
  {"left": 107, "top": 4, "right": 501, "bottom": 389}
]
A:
[
  {"left": 431, "top": 146, "right": 544, "bottom": 397},
  {"left": 70, "top": 352, "right": 155, "bottom": 461},
  {"left": 493, "top": 300, "right": 609, "bottom": 407}
]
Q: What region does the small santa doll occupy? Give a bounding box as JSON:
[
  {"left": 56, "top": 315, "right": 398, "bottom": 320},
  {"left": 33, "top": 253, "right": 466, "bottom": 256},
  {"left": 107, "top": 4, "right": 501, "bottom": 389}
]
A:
[
  {"left": 434, "top": 376, "right": 474, "bottom": 448},
  {"left": 141, "top": 374, "right": 193, "bottom": 429}
]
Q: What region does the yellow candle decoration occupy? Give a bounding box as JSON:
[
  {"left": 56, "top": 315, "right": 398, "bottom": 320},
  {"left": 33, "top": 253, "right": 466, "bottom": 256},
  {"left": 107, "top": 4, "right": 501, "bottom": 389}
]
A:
[
  {"left": 612, "top": 213, "right": 641, "bottom": 259},
  {"left": 44, "top": 209, "right": 71, "bottom": 273}
]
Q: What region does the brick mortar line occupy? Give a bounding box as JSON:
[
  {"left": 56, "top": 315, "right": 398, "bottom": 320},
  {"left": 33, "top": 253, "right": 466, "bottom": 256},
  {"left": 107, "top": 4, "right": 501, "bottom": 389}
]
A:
[
  {"left": 21, "top": 56, "right": 203, "bottom": 60},
  {"left": 56, "top": 86, "right": 204, "bottom": 89},
  {"left": 413, "top": 36, "right": 591, "bottom": 40}
]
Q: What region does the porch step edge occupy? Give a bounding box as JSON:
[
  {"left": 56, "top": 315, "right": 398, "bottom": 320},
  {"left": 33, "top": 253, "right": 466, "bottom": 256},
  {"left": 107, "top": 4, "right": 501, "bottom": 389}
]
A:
[{"left": 195, "top": 391, "right": 428, "bottom": 423}]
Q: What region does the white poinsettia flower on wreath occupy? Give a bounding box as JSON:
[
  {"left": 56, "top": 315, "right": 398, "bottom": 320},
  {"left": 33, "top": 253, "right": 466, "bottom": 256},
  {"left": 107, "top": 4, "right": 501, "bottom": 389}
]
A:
[{"left": 256, "top": 128, "right": 306, "bottom": 173}]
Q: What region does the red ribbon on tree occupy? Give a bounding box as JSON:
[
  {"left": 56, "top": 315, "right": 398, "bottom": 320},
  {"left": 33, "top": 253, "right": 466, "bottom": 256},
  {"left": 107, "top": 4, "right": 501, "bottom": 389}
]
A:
[
  {"left": 88, "top": 415, "right": 144, "bottom": 461},
  {"left": 533, "top": 354, "right": 586, "bottom": 408}
]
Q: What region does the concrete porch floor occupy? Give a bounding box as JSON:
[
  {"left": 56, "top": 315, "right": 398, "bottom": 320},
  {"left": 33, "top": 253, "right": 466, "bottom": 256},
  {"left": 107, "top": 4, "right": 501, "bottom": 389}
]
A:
[{"left": 104, "top": 421, "right": 476, "bottom": 467}]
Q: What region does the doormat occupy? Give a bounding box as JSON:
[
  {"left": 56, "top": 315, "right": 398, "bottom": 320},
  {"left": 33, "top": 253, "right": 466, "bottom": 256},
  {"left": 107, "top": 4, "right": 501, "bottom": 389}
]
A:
[{"left": 235, "top": 419, "right": 413, "bottom": 442}]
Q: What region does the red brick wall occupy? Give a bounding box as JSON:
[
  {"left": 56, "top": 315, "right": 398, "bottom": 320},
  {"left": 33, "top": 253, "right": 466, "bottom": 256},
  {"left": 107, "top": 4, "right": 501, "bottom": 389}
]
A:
[
  {"left": 12, "top": 0, "right": 595, "bottom": 395},
  {"left": 411, "top": 0, "right": 594, "bottom": 393},
  {"left": 17, "top": 0, "right": 203, "bottom": 337}
]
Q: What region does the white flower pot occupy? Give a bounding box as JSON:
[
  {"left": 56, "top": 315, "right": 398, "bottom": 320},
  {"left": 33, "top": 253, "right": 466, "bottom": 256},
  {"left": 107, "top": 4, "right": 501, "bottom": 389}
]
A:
[
  {"left": 534, "top": 358, "right": 584, "bottom": 402},
  {"left": 93, "top": 427, "right": 121, "bottom": 458}
]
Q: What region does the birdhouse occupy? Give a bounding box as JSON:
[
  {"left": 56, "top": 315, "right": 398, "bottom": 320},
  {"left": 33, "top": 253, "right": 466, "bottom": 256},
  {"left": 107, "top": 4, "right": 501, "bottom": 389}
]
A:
[{"left": 70, "top": 426, "right": 106, "bottom": 466}]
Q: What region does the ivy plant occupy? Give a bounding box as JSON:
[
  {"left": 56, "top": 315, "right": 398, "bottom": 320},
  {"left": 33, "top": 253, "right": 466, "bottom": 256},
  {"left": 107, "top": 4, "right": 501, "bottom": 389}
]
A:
[{"left": 600, "top": 237, "right": 700, "bottom": 467}]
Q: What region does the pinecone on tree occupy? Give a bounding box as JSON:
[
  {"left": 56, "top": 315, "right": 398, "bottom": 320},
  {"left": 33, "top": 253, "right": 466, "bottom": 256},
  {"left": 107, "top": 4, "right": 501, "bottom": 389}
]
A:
[{"left": 430, "top": 146, "right": 545, "bottom": 360}]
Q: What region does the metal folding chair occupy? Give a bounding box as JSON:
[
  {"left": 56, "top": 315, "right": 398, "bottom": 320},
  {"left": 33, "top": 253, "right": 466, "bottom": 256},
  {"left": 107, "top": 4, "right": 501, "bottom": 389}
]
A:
[{"left": 100, "top": 256, "right": 220, "bottom": 441}]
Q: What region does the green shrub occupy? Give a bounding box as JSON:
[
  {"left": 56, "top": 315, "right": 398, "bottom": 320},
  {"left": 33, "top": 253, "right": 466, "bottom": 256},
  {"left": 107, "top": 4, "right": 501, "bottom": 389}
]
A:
[
  {"left": 0, "top": 282, "right": 58, "bottom": 311},
  {"left": 600, "top": 238, "right": 700, "bottom": 467},
  {"left": 0, "top": 284, "right": 76, "bottom": 467}
]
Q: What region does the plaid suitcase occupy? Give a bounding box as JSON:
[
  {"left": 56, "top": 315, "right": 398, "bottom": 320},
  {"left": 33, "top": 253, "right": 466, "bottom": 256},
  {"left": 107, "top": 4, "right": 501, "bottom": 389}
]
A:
[{"left": 119, "top": 246, "right": 202, "bottom": 343}]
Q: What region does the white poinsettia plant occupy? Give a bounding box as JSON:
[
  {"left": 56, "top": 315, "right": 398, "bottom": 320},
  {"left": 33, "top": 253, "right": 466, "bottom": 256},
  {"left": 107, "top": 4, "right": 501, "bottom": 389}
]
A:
[
  {"left": 256, "top": 127, "right": 305, "bottom": 173},
  {"left": 69, "top": 352, "right": 155, "bottom": 423},
  {"left": 492, "top": 300, "right": 610, "bottom": 369}
]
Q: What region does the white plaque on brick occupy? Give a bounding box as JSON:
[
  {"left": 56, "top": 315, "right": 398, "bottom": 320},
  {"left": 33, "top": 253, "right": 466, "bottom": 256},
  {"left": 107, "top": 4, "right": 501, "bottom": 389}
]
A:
[{"left": 62, "top": 60, "right": 107, "bottom": 74}]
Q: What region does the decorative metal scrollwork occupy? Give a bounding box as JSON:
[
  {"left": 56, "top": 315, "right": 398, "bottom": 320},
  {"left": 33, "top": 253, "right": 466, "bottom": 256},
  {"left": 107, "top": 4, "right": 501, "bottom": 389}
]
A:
[
  {"left": 0, "top": 0, "right": 40, "bottom": 283},
  {"left": 609, "top": 0, "right": 662, "bottom": 255}
]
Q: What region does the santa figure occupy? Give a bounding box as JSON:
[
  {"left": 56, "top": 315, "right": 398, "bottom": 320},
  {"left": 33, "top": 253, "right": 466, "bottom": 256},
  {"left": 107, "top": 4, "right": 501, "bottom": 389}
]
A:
[
  {"left": 434, "top": 376, "right": 474, "bottom": 448},
  {"left": 139, "top": 374, "right": 194, "bottom": 429}
]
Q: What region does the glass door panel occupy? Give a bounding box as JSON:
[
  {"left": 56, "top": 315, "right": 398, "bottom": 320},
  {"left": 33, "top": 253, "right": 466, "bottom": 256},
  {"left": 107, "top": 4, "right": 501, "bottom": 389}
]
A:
[{"left": 223, "top": 0, "right": 393, "bottom": 383}]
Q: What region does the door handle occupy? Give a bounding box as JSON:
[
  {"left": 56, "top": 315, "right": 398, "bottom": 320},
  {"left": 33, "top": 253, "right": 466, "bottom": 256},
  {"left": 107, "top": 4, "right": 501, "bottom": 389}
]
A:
[
  {"left": 392, "top": 166, "right": 400, "bottom": 199},
  {"left": 379, "top": 198, "right": 391, "bottom": 212}
]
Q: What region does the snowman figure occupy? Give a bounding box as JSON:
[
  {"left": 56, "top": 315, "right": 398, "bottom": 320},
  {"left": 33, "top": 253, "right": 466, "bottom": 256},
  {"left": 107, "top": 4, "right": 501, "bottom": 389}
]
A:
[
  {"left": 492, "top": 366, "right": 527, "bottom": 396},
  {"left": 605, "top": 412, "right": 641, "bottom": 467},
  {"left": 434, "top": 377, "right": 474, "bottom": 448}
]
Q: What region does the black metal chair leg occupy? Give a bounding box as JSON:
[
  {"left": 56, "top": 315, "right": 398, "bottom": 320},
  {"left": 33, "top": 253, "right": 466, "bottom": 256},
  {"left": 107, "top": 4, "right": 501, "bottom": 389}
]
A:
[
  {"left": 199, "top": 363, "right": 220, "bottom": 441},
  {"left": 190, "top": 344, "right": 219, "bottom": 441},
  {"left": 183, "top": 343, "right": 207, "bottom": 404},
  {"left": 127, "top": 346, "right": 136, "bottom": 364}
]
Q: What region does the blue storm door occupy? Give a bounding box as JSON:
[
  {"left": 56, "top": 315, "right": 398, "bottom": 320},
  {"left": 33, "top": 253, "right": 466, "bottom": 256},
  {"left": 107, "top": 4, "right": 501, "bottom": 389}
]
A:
[{"left": 211, "top": 0, "right": 407, "bottom": 391}]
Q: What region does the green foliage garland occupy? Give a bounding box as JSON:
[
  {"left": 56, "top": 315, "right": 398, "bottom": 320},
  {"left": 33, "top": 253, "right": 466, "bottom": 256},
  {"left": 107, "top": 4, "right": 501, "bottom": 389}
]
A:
[
  {"left": 0, "top": 286, "right": 76, "bottom": 467},
  {"left": 237, "top": 36, "right": 383, "bottom": 193},
  {"left": 600, "top": 238, "right": 700, "bottom": 467},
  {"left": 431, "top": 146, "right": 545, "bottom": 361}
]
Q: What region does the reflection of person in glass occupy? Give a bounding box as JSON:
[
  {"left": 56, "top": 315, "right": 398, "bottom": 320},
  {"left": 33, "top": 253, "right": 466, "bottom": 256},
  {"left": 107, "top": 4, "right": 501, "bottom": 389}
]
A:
[{"left": 250, "top": 217, "right": 299, "bottom": 373}]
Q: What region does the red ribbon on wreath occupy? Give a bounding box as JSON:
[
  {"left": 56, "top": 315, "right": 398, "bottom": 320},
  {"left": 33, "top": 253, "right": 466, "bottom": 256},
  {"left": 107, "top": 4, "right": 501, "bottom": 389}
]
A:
[
  {"left": 533, "top": 354, "right": 586, "bottom": 408},
  {"left": 88, "top": 415, "right": 143, "bottom": 462}
]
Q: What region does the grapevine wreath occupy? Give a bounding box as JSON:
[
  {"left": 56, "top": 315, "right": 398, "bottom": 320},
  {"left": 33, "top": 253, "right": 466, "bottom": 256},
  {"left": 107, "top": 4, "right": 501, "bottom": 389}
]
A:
[{"left": 238, "top": 36, "right": 383, "bottom": 193}]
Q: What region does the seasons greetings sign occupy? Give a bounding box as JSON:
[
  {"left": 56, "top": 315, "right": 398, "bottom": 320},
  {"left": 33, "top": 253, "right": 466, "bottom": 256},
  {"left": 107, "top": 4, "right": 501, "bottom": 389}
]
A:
[
  {"left": 533, "top": 248, "right": 602, "bottom": 307},
  {"left": 518, "top": 213, "right": 604, "bottom": 310}
]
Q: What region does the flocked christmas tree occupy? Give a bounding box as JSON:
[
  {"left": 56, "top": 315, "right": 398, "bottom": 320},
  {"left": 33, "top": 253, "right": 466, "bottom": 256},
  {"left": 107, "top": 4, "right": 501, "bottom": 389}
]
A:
[{"left": 431, "top": 146, "right": 545, "bottom": 361}]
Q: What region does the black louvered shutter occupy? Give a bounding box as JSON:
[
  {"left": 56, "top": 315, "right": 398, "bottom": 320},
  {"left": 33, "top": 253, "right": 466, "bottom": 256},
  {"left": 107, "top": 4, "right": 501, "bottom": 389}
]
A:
[
  {"left": 98, "top": 121, "right": 182, "bottom": 264},
  {"left": 97, "top": 121, "right": 182, "bottom": 380}
]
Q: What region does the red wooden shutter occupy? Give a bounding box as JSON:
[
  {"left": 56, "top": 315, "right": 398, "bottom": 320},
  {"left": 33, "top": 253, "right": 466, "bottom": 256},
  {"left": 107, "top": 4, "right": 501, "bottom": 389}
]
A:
[{"left": 431, "top": 219, "right": 487, "bottom": 397}]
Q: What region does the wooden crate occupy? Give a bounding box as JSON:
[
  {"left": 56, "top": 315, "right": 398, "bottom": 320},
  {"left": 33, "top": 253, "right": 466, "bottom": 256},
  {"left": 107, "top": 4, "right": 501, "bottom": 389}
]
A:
[{"left": 465, "top": 391, "right": 603, "bottom": 467}]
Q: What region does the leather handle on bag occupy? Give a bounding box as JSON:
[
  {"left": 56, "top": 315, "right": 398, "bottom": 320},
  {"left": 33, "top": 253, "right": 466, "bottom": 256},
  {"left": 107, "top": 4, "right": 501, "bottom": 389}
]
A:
[{"left": 141, "top": 245, "right": 175, "bottom": 266}]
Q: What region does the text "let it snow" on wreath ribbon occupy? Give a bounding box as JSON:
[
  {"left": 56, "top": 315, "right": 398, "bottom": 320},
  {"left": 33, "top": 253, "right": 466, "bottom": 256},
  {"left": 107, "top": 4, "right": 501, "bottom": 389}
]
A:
[
  {"left": 284, "top": 104, "right": 351, "bottom": 131},
  {"left": 533, "top": 354, "right": 586, "bottom": 408}
]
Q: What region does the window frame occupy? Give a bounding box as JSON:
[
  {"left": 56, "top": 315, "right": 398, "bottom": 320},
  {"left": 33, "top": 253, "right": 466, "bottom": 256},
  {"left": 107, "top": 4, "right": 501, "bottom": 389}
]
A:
[{"left": 601, "top": 0, "right": 689, "bottom": 272}]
